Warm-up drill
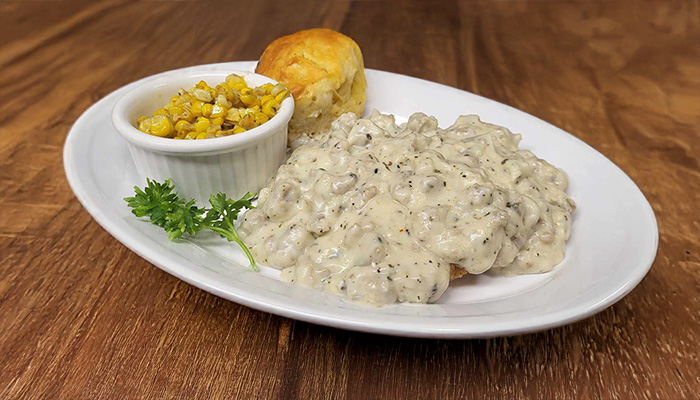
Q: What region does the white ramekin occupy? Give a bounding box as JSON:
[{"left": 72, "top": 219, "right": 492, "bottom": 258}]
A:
[{"left": 112, "top": 68, "right": 293, "bottom": 204}]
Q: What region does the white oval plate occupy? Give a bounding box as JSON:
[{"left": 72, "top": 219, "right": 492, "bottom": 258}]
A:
[{"left": 63, "top": 62, "right": 658, "bottom": 338}]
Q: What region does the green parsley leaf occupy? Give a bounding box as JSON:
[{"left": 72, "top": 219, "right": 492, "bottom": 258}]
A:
[{"left": 124, "top": 179, "right": 257, "bottom": 270}]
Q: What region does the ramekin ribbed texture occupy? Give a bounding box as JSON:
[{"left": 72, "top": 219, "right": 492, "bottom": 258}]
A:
[{"left": 125, "top": 128, "right": 286, "bottom": 203}]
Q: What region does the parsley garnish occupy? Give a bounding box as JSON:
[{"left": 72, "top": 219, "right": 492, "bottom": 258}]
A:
[{"left": 124, "top": 178, "right": 257, "bottom": 270}]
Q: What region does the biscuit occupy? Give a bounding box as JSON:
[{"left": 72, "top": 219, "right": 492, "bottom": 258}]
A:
[
  {"left": 256, "top": 29, "right": 367, "bottom": 141},
  {"left": 450, "top": 264, "right": 468, "bottom": 281}
]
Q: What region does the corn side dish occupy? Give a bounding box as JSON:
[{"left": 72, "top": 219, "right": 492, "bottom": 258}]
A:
[{"left": 136, "top": 74, "right": 290, "bottom": 140}]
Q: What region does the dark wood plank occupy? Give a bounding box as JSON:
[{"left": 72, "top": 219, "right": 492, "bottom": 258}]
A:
[{"left": 1, "top": 1, "right": 698, "bottom": 399}]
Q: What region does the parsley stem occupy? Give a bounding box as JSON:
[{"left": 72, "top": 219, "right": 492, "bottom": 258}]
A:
[{"left": 203, "top": 225, "right": 257, "bottom": 271}]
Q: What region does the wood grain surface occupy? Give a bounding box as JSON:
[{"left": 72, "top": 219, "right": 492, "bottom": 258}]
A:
[{"left": 1, "top": 1, "right": 699, "bottom": 399}]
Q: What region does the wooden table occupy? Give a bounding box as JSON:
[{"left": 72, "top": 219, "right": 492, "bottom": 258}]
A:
[{"left": 1, "top": 1, "right": 698, "bottom": 398}]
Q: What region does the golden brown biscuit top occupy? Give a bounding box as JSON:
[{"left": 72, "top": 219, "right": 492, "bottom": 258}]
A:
[{"left": 256, "top": 28, "right": 363, "bottom": 99}]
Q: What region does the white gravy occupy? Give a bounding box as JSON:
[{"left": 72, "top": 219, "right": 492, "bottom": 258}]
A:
[{"left": 238, "top": 111, "right": 575, "bottom": 304}]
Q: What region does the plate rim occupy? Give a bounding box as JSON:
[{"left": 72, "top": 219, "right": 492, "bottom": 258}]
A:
[{"left": 63, "top": 61, "right": 659, "bottom": 338}]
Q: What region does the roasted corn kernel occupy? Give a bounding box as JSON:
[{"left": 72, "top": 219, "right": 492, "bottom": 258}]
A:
[
  {"left": 191, "top": 88, "right": 213, "bottom": 102},
  {"left": 149, "top": 114, "right": 173, "bottom": 137},
  {"left": 136, "top": 74, "right": 289, "bottom": 139},
  {"left": 254, "top": 112, "right": 269, "bottom": 125},
  {"left": 262, "top": 100, "right": 281, "bottom": 118},
  {"left": 137, "top": 117, "right": 151, "bottom": 133},
  {"left": 239, "top": 114, "right": 256, "bottom": 130},
  {"left": 194, "top": 117, "right": 210, "bottom": 133},
  {"left": 239, "top": 89, "right": 257, "bottom": 107},
  {"left": 274, "top": 90, "right": 290, "bottom": 103},
  {"left": 211, "top": 103, "right": 227, "bottom": 119},
  {"left": 260, "top": 95, "right": 275, "bottom": 106},
  {"left": 201, "top": 103, "right": 213, "bottom": 118},
  {"left": 270, "top": 83, "right": 287, "bottom": 97},
  {"left": 190, "top": 100, "right": 204, "bottom": 117},
  {"left": 226, "top": 74, "right": 247, "bottom": 91},
  {"left": 175, "top": 120, "right": 191, "bottom": 134}
]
